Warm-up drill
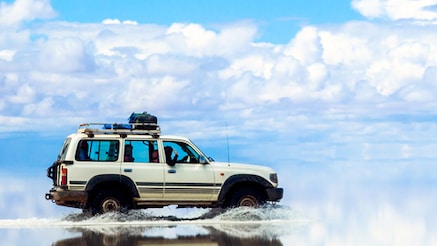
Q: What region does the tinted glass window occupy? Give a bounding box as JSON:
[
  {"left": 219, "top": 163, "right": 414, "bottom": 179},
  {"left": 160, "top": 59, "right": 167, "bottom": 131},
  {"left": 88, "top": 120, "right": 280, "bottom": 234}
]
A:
[
  {"left": 163, "top": 141, "right": 201, "bottom": 164},
  {"left": 58, "top": 138, "right": 71, "bottom": 161},
  {"left": 76, "top": 140, "right": 119, "bottom": 162},
  {"left": 124, "top": 140, "right": 159, "bottom": 163}
]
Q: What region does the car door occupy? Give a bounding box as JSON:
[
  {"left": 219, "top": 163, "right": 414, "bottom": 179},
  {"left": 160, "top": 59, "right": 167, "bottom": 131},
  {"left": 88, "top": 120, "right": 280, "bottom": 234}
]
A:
[
  {"left": 162, "top": 140, "right": 217, "bottom": 201},
  {"left": 121, "top": 139, "right": 164, "bottom": 199},
  {"left": 68, "top": 139, "right": 121, "bottom": 191}
]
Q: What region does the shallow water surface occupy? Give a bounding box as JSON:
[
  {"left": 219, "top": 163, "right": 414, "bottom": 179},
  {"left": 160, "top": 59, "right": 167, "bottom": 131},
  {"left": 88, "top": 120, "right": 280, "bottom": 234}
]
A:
[
  {"left": 1, "top": 160, "right": 436, "bottom": 245},
  {"left": 1, "top": 206, "right": 305, "bottom": 245}
]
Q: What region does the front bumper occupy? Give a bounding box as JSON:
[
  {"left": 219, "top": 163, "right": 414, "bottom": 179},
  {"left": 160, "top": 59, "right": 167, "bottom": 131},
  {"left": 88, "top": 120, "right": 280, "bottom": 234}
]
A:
[
  {"left": 266, "top": 187, "right": 283, "bottom": 202},
  {"left": 45, "top": 188, "right": 88, "bottom": 208}
]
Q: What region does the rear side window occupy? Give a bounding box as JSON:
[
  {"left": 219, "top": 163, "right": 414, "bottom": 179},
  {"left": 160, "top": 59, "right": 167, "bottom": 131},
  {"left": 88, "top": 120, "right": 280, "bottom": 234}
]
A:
[
  {"left": 58, "top": 138, "right": 71, "bottom": 161},
  {"left": 76, "top": 140, "right": 119, "bottom": 162}
]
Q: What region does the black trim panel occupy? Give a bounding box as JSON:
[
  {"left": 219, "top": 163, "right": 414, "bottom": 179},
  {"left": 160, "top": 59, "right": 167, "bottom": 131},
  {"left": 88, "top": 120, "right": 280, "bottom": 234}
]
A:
[
  {"left": 266, "top": 187, "right": 283, "bottom": 201},
  {"left": 217, "top": 174, "right": 273, "bottom": 204},
  {"left": 85, "top": 174, "right": 139, "bottom": 198},
  {"left": 136, "top": 182, "right": 164, "bottom": 186},
  {"left": 166, "top": 182, "right": 222, "bottom": 187},
  {"left": 164, "top": 188, "right": 219, "bottom": 194}
]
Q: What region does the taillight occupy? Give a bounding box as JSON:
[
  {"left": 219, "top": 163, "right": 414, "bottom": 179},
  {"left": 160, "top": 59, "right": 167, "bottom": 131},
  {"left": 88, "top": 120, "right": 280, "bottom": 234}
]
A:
[{"left": 61, "top": 167, "right": 67, "bottom": 186}]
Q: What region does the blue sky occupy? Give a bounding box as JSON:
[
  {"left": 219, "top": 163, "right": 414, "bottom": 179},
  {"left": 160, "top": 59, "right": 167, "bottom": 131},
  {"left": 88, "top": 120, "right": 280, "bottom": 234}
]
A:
[
  {"left": 49, "top": 0, "right": 364, "bottom": 43},
  {"left": 0, "top": 3, "right": 437, "bottom": 242},
  {"left": 0, "top": 0, "right": 437, "bottom": 175}
]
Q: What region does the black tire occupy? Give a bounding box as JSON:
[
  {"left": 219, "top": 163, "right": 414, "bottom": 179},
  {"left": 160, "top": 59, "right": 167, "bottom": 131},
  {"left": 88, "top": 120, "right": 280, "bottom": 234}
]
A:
[
  {"left": 229, "top": 187, "right": 264, "bottom": 207},
  {"left": 91, "top": 190, "right": 129, "bottom": 215}
]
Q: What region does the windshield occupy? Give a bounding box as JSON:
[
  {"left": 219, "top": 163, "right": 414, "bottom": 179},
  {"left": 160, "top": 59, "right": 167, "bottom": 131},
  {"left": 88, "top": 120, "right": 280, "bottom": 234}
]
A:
[
  {"left": 188, "top": 139, "right": 215, "bottom": 162},
  {"left": 57, "top": 138, "right": 71, "bottom": 161}
]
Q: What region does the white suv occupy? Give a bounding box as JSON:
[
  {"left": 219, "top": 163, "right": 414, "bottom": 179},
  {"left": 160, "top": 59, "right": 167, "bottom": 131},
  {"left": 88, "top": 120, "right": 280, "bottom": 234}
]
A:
[{"left": 46, "top": 120, "right": 283, "bottom": 214}]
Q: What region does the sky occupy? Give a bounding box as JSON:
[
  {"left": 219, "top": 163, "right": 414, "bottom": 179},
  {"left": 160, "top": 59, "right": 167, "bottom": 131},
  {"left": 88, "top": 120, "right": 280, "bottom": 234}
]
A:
[
  {"left": 0, "top": 0, "right": 437, "bottom": 174},
  {"left": 0, "top": 1, "right": 437, "bottom": 243},
  {"left": 47, "top": 0, "right": 364, "bottom": 44}
]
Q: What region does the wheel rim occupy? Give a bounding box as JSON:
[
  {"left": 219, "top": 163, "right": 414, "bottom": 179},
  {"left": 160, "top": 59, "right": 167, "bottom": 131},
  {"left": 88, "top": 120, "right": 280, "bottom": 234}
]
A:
[
  {"left": 101, "top": 198, "right": 121, "bottom": 213},
  {"left": 239, "top": 195, "right": 258, "bottom": 207}
]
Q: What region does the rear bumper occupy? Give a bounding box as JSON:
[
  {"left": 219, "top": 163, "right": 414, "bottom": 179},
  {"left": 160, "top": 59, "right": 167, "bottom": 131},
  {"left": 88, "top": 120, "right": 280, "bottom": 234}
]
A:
[
  {"left": 45, "top": 188, "right": 88, "bottom": 208},
  {"left": 266, "top": 187, "right": 283, "bottom": 202}
]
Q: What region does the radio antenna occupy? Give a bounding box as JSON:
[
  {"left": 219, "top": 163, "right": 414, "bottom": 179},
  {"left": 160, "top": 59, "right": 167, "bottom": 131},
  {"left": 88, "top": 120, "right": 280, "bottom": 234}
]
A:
[
  {"left": 225, "top": 120, "right": 230, "bottom": 164},
  {"left": 223, "top": 79, "right": 230, "bottom": 165}
]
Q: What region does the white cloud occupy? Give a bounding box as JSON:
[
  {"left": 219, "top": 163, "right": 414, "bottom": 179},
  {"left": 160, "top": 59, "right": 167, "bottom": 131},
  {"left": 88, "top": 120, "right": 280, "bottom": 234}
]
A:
[
  {"left": 352, "top": 0, "right": 437, "bottom": 21},
  {"left": 0, "top": 5, "right": 435, "bottom": 242},
  {"left": 0, "top": 49, "right": 16, "bottom": 61},
  {"left": 37, "top": 37, "right": 94, "bottom": 73},
  {"left": 0, "top": 0, "right": 56, "bottom": 26},
  {"left": 102, "top": 18, "right": 138, "bottom": 25},
  {"left": 122, "top": 20, "right": 138, "bottom": 25},
  {"left": 145, "top": 55, "right": 199, "bottom": 77},
  {"left": 22, "top": 96, "right": 54, "bottom": 116},
  {"left": 166, "top": 23, "right": 218, "bottom": 56},
  {"left": 0, "top": 0, "right": 436, "bottom": 165},
  {"left": 0, "top": 17, "right": 435, "bottom": 127},
  {"left": 283, "top": 26, "right": 322, "bottom": 65},
  {"left": 102, "top": 18, "right": 122, "bottom": 25},
  {"left": 7, "top": 83, "right": 35, "bottom": 104},
  {"left": 319, "top": 30, "right": 373, "bottom": 66}
]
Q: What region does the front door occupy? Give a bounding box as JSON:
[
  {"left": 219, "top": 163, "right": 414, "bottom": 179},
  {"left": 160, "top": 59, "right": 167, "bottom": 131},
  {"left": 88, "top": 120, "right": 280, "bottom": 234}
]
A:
[{"left": 162, "top": 140, "right": 217, "bottom": 201}]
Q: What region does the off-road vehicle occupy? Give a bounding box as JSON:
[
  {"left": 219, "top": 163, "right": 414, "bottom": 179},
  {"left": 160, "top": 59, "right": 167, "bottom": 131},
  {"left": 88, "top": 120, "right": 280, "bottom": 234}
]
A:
[{"left": 45, "top": 113, "right": 283, "bottom": 214}]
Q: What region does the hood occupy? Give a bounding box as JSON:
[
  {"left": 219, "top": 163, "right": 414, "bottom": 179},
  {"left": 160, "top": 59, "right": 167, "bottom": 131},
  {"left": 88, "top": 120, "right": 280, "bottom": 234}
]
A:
[{"left": 212, "top": 161, "right": 277, "bottom": 176}]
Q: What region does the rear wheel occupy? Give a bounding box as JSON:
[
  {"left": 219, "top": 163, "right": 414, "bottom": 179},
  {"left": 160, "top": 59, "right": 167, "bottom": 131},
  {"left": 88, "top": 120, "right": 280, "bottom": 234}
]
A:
[
  {"left": 229, "top": 187, "right": 264, "bottom": 207},
  {"left": 91, "top": 190, "right": 129, "bottom": 215}
]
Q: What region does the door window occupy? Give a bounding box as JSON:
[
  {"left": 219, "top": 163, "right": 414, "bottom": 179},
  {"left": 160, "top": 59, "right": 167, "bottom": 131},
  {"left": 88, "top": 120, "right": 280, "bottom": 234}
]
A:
[
  {"left": 124, "top": 140, "right": 159, "bottom": 163},
  {"left": 163, "top": 141, "right": 201, "bottom": 164}
]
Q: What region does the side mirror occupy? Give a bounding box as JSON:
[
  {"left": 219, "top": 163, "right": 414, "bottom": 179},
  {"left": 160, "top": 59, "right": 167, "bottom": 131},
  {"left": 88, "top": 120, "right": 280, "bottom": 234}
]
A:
[{"left": 199, "top": 156, "right": 208, "bottom": 164}]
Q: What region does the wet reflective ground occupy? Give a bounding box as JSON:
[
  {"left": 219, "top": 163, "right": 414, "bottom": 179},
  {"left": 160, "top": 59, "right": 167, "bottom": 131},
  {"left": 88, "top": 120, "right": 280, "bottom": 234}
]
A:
[
  {"left": 1, "top": 160, "right": 436, "bottom": 245},
  {"left": 51, "top": 225, "right": 285, "bottom": 246},
  {"left": 1, "top": 199, "right": 436, "bottom": 245},
  {"left": 1, "top": 207, "right": 304, "bottom": 246}
]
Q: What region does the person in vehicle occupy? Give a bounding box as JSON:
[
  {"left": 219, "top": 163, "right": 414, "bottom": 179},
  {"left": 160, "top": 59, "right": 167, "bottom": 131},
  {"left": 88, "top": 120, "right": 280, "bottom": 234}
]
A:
[
  {"left": 151, "top": 150, "right": 159, "bottom": 163},
  {"left": 77, "top": 141, "right": 91, "bottom": 160},
  {"left": 124, "top": 144, "right": 134, "bottom": 162},
  {"left": 164, "top": 146, "right": 178, "bottom": 166}
]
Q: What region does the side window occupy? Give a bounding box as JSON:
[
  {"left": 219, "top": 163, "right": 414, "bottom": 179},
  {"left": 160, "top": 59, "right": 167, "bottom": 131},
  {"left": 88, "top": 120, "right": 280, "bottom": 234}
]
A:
[
  {"left": 163, "top": 141, "right": 201, "bottom": 164},
  {"left": 58, "top": 138, "right": 71, "bottom": 161},
  {"left": 76, "top": 140, "right": 119, "bottom": 162},
  {"left": 124, "top": 140, "right": 159, "bottom": 163}
]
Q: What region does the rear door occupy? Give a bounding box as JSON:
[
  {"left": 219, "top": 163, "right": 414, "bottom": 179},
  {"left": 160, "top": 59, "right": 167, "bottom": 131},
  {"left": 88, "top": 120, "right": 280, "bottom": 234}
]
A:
[{"left": 121, "top": 139, "right": 164, "bottom": 199}]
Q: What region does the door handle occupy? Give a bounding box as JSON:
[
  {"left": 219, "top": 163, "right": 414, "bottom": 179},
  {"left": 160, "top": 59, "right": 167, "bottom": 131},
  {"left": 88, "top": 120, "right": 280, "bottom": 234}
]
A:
[
  {"left": 124, "top": 168, "right": 132, "bottom": 172},
  {"left": 168, "top": 169, "right": 176, "bottom": 174}
]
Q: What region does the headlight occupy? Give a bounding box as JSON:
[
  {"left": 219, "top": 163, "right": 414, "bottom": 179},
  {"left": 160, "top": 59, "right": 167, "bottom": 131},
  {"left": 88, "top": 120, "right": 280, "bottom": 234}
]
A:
[{"left": 269, "top": 173, "right": 278, "bottom": 183}]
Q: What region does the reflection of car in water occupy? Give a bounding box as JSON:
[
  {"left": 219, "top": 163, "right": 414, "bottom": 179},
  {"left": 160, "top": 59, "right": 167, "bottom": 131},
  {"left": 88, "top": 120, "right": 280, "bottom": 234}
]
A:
[
  {"left": 45, "top": 112, "right": 283, "bottom": 215},
  {"left": 52, "top": 226, "right": 283, "bottom": 246}
]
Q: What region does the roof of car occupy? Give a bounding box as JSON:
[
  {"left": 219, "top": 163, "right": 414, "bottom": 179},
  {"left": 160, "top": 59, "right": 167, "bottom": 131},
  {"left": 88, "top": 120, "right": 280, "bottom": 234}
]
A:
[{"left": 68, "top": 123, "right": 193, "bottom": 142}]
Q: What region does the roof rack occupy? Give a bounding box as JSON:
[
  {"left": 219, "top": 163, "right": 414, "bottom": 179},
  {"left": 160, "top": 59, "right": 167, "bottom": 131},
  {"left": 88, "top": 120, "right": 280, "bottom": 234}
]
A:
[{"left": 78, "top": 123, "right": 161, "bottom": 137}]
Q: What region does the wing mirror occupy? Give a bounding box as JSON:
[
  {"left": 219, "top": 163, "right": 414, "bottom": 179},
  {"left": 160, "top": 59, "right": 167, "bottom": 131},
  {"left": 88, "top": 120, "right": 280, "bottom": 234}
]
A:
[{"left": 199, "top": 156, "right": 208, "bottom": 164}]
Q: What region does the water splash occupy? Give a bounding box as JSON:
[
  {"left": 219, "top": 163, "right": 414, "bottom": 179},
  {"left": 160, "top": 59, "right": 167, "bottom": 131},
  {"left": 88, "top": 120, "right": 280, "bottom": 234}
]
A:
[
  {"left": 0, "top": 205, "right": 311, "bottom": 244},
  {"left": 62, "top": 204, "right": 305, "bottom": 223},
  {"left": 0, "top": 205, "right": 308, "bottom": 230}
]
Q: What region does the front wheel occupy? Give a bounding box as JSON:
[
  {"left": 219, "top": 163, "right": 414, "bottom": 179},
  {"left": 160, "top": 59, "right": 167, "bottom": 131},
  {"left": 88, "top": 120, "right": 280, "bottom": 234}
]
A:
[
  {"left": 91, "top": 190, "right": 129, "bottom": 215},
  {"left": 229, "top": 187, "right": 264, "bottom": 207}
]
